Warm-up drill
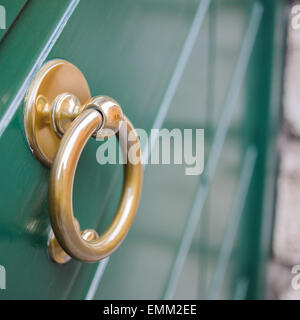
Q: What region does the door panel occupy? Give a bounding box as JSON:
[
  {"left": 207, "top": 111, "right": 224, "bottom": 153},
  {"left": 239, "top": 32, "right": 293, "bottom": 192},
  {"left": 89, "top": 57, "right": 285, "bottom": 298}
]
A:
[
  {"left": 0, "top": 0, "right": 203, "bottom": 299},
  {"left": 94, "top": 0, "right": 285, "bottom": 300},
  {"left": 0, "top": 0, "right": 286, "bottom": 299}
]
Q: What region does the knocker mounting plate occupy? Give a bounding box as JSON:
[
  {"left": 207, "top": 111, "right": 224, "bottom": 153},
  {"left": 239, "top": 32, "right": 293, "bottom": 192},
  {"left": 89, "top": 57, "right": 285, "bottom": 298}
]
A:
[{"left": 24, "top": 59, "right": 91, "bottom": 166}]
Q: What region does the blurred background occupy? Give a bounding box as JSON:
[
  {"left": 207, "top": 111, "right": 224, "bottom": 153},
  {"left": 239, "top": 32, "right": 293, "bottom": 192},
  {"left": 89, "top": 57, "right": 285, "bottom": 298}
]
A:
[{"left": 268, "top": 0, "right": 300, "bottom": 300}]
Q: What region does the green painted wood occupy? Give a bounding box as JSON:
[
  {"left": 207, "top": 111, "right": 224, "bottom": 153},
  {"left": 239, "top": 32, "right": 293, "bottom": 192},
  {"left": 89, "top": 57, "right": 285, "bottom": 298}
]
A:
[
  {"left": 0, "top": 0, "right": 27, "bottom": 42},
  {"left": 0, "top": 0, "right": 285, "bottom": 299},
  {"left": 94, "top": 0, "right": 286, "bottom": 300},
  {"left": 245, "top": 0, "right": 287, "bottom": 299},
  {"left": 0, "top": 0, "right": 202, "bottom": 299}
]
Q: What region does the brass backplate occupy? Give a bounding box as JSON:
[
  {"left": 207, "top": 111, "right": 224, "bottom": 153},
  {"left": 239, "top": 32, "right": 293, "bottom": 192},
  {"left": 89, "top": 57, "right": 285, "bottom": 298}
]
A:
[{"left": 24, "top": 59, "right": 91, "bottom": 166}]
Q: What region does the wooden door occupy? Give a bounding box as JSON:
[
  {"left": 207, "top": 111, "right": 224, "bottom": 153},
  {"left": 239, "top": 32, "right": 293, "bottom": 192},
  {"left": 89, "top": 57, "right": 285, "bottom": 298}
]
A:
[{"left": 0, "top": 0, "right": 286, "bottom": 299}]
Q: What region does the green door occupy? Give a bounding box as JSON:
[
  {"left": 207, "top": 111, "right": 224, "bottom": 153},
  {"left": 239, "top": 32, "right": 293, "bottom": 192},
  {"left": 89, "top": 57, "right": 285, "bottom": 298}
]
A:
[{"left": 0, "top": 0, "right": 286, "bottom": 299}]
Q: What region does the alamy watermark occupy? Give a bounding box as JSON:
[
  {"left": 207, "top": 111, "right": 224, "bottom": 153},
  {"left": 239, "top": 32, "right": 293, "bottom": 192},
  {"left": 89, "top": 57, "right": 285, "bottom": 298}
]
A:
[
  {"left": 291, "top": 5, "right": 300, "bottom": 30},
  {"left": 0, "top": 265, "right": 5, "bottom": 290},
  {"left": 95, "top": 123, "right": 204, "bottom": 176},
  {"left": 291, "top": 265, "right": 300, "bottom": 290},
  {"left": 0, "top": 5, "right": 6, "bottom": 30}
]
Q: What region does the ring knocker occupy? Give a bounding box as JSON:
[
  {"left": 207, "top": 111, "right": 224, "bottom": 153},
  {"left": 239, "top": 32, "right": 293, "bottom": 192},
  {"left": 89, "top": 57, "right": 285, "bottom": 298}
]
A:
[{"left": 24, "top": 59, "right": 142, "bottom": 263}]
